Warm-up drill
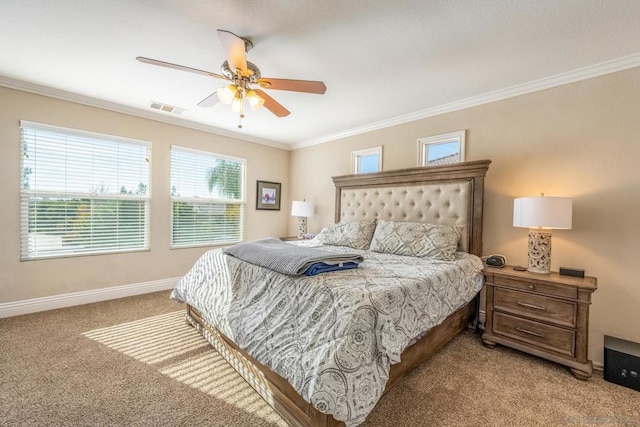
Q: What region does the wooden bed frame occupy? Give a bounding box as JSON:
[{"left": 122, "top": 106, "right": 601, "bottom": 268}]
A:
[{"left": 185, "top": 160, "right": 491, "bottom": 427}]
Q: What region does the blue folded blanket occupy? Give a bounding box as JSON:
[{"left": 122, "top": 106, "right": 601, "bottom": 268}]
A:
[{"left": 304, "top": 261, "right": 360, "bottom": 276}]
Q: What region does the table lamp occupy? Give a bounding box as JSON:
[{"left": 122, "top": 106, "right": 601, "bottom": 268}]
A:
[
  {"left": 291, "top": 200, "right": 315, "bottom": 239},
  {"left": 513, "top": 194, "right": 572, "bottom": 274}
]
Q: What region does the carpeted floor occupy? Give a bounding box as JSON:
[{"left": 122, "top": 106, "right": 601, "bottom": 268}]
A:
[{"left": 1, "top": 290, "right": 638, "bottom": 426}]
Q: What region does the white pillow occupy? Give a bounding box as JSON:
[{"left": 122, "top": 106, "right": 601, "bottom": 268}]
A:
[
  {"left": 369, "top": 220, "right": 462, "bottom": 261},
  {"left": 314, "top": 219, "right": 376, "bottom": 250}
]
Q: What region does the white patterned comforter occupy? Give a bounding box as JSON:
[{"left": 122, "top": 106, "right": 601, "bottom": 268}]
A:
[{"left": 171, "top": 241, "right": 483, "bottom": 426}]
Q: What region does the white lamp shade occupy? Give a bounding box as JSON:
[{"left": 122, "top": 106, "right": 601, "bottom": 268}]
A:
[
  {"left": 246, "top": 89, "right": 265, "bottom": 110},
  {"left": 216, "top": 84, "right": 237, "bottom": 104},
  {"left": 291, "top": 200, "right": 315, "bottom": 217},
  {"left": 230, "top": 93, "right": 243, "bottom": 112},
  {"left": 513, "top": 196, "right": 572, "bottom": 229}
]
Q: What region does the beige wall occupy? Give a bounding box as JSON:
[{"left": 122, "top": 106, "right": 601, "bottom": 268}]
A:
[
  {"left": 0, "top": 87, "right": 290, "bottom": 303},
  {"left": 3, "top": 66, "right": 639, "bottom": 366},
  {"left": 289, "top": 67, "right": 640, "bottom": 366}
]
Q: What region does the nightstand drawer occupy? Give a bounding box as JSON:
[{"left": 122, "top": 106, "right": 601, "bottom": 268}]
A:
[
  {"left": 493, "top": 312, "right": 576, "bottom": 357},
  {"left": 494, "top": 288, "right": 577, "bottom": 328},
  {"left": 492, "top": 276, "right": 577, "bottom": 299}
]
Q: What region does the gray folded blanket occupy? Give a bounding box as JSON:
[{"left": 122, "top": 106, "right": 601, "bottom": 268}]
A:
[{"left": 222, "top": 237, "right": 363, "bottom": 275}]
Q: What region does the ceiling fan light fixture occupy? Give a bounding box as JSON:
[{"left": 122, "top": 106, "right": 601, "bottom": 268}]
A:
[
  {"left": 217, "top": 84, "right": 237, "bottom": 105},
  {"left": 230, "top": 91, "right": 244, "bottom": 113},
  {"left": 138, "top": 29, "right": 325, "bottom": 128},
  {"left": 246, "top": 90, "right": 265, "bottom": 110}
]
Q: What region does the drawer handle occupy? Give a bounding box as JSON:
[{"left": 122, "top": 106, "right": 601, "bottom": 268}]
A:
[
  {"left": 516, "top": 327, "right": 545, "bottom": 338},
  {"left": 517, "top": 301, "right": 546, "bottom": 311}
]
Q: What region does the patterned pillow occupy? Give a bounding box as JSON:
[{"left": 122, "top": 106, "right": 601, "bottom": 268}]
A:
[
  {"left": 369, "top": 220, "right": 462, "bottom": 261},
  {"left": 314, "top": 219, "right": 377, "bottom": 250}
]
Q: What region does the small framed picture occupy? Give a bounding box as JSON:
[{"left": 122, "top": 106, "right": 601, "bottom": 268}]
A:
[{"left": 256, "top": 180, "right": 281, "bottom": 210}]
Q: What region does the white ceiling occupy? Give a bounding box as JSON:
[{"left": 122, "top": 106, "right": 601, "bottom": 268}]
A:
[{"left": 2, "top": 0, "right": 640, "bottom": 149}]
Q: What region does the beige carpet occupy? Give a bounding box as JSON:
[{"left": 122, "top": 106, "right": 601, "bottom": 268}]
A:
[{"left": 1, "top": 291, "right": 638, "bottom": 426}]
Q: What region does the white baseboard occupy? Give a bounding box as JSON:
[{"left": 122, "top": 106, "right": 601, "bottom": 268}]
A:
[{"left": 0, "top": 277, "right": 181, "bottom": 318}]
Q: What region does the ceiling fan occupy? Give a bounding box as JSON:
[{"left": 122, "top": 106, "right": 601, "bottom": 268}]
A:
[{"left": 137, "top": 29, "right": 327, "bottom": 128}]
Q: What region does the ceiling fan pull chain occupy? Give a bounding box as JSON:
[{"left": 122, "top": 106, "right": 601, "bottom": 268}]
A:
[
  {"left": 240, "top": 90, "right": 245, "bottom": 119},
  {"left": 238, "top": 90, "right": 245, "bottom": 129}
]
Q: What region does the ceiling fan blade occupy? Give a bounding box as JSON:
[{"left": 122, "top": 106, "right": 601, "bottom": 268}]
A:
[
  {"left": 136, "top": 56, "right": 225, "bottom": 80},
  {"left": 257, "top": 78, "right": 327, "bottom": 94},
  {"left": 197, "top": 92, "right": 221, "bottom": 108},
  {"left": 254, "top": 89, "right": 290, "bottom": 117},
  {"left": 217, "top": 30, "right": 249, "bottom": 77}
]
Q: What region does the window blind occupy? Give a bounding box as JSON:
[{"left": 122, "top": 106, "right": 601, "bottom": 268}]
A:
[
  {"left": 170, "top": 146, "right": 245, "bottom": 248},
  {"left": 20, "top": 121, "right": 150, "bottom": 260}
]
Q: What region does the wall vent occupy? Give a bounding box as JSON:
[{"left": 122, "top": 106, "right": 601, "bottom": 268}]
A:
[{"left": 150, "top": 101, "right": 186, "bottom": 115}]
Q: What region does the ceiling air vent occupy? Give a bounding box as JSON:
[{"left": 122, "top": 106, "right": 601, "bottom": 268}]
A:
[{"left": 150, "top": 101, "right": 186, "bottom": 115}]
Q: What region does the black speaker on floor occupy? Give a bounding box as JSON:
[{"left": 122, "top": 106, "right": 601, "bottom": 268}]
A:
[{"left": 604, "top": 335, "right": 640, "bottom": 392}]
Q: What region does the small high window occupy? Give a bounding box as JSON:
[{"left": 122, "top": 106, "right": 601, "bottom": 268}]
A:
[
  {"left": 418, "top": 130, "right": 466, "bottom": 166},
  {"left": 351, "top": 146, "right": 382, "bottom": 174}
]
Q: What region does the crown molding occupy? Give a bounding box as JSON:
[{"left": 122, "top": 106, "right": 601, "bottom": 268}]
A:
[
  {"left": 292, "top": 52, "right": 640, "bottom": 149},
  {"left": 0, "top": 76, "right": 290, "bottom": 151},
  {"left": 3, "top": 52, "right": 640, "bottom": 152}
]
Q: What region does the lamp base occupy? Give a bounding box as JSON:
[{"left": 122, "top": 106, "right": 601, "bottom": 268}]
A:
[
  {"left": 527, "top": 229, "right": 552, "bottom": 274},
  {"left": 297, "top": 216, "right": 307, "bottom": 239}
]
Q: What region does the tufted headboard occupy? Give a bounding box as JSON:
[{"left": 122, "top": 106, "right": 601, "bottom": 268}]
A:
[{"left": 331, "top": 160, "right": 491, "bottom": 256}]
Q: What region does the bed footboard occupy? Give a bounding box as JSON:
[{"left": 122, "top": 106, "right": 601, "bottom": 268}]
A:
[
  {"left": 185, "top": 300, "right": 474, "bottom": 427},
  {"left": 186, "top": 304, "right": 343, "bottom": 427}
]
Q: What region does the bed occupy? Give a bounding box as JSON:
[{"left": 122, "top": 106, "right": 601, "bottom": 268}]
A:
[{"left": 172, "top": 160, "right": 491, "bottom": 426}]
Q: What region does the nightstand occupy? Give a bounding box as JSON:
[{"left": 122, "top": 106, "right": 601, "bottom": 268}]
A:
[{"left": 482, "top": 265, "right": 597, "bottom": 380}]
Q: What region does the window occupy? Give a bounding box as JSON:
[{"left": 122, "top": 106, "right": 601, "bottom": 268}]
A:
[
  {"left": 418, "top": 130, "right": 466, "bottom": 166},
  {"left": 351, "top": 146, "right": 382, "bottom": 174},
  {"left": 171, "top": 146, "right": 245, "bottom": 248},
  {"left": 20, "top": 121, "right": 150, "bottom": 260}
]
